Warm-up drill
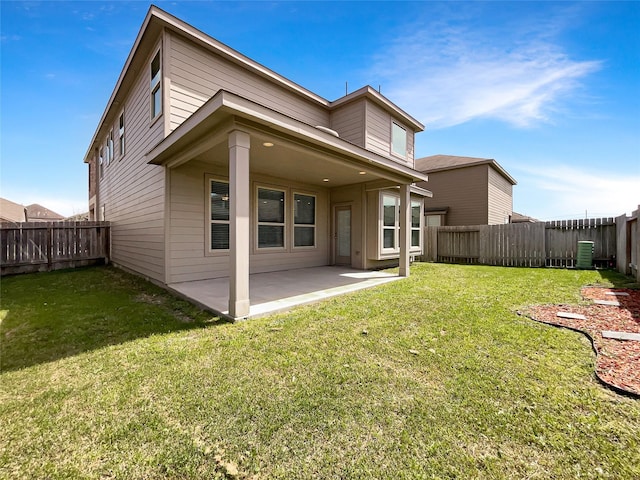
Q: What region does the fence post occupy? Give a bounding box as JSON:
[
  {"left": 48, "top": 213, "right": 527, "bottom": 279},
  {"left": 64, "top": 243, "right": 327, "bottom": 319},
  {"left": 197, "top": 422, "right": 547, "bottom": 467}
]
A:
[
  {"left": 616, "top": 214, "right": 629, "bottom": 275},
  {"left": 104, "top": 225, "right": 111, "bottom": 265},
  {"left": 46, "top": 223, "right": 53, "bottom": 271}
]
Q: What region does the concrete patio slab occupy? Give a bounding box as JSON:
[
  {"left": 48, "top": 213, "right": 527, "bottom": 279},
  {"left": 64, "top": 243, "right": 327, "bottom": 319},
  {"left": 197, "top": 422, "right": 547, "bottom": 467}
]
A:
[{"left": 168, "top": 266, "right": 402, "bottom": 320}]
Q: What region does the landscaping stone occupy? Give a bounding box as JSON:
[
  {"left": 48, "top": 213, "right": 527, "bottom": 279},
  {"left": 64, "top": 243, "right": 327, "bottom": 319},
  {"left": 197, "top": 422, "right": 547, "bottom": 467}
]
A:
[
  {"left": 605, "top": 292, "right": 630, "bottom": 297},
  {"left": 602, "top": 331, "right": 640, "bottom": 341},
  {"left": 594, "top": 300, "right": 621, "bottom": 306},
  {"left": 557, "top": 311, "right": 587, "bottom": 320}
]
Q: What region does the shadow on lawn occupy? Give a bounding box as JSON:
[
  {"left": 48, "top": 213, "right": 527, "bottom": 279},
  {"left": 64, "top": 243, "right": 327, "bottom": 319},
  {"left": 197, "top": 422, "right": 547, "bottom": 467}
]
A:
[
  {"left": 0, "top": 266, "right": 227, "bottom": 372},
  {"left": 595, "top": 268, "right": 640, "bottom": 289}
]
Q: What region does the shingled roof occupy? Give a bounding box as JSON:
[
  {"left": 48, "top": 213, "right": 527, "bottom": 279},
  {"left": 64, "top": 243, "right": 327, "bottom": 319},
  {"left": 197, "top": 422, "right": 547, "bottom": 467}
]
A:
[
  {"left": 26, "top": 204, "right": 64, "bottom": 221},
  {"left": 0, "top": 197, "right": 27, "bottom": 223},
  {"left": 415, "top": 155, "right": 517, "bottom": 185}
]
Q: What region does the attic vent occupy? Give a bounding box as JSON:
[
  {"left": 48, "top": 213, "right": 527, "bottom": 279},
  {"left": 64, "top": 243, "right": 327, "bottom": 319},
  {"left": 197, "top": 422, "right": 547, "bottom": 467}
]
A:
[{"left": 315, "top": 126, "right": 340, "bottom": 137}]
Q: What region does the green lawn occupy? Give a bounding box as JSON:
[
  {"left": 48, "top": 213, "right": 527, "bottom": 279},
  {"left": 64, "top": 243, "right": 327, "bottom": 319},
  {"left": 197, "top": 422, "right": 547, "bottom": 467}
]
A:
[{"left": 1, "top": 264, "right": 638, "bottom": 479}]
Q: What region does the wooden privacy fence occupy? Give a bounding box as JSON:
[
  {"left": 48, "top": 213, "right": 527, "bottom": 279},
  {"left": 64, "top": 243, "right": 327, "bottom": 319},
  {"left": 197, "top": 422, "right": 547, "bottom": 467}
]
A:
[
  {"left": 616, "top": 206, "right": 640, "bottom": 281},
  {"left": 0, "top": 221, "right": 110, "bottom": 276},
  {"left": 423, "top": 218, "right": 617, "bottom": 268}
]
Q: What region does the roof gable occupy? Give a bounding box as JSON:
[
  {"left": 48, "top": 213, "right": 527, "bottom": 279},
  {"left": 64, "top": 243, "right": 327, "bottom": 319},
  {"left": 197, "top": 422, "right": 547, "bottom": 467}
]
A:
[
  {"left": 0, "top": 197, "right": 27, "bottom": 223},
  {"left": 84, "top": 5, "right": 423, "bottom": 162},
  {"left": 26, "top": 204, "right": 64, "bottom": 221},
  {"left": 415, "top": 154, "right": 517, "bottom": 185}
]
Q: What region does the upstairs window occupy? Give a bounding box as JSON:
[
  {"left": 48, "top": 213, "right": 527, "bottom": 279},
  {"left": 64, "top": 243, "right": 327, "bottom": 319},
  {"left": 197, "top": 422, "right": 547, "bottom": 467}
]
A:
[
  {"left": 150, "top": 51, "right": 162, "bottom": 119},
  {"left": 98, "top": 147, "right": 104, "bottom": 179},
  {"left": 391, "top": 122, "right": 407, "bottom": 158},
  {"left": 106, "top": 130, "right": 114, "bottom": 166},
  {"left": 118, "top": 112, "right": 125, "bottom": 157},
  {"left": 257, "top": 187, "right": 285, "bottom": 249},
  {"left": 293, "top": 193, "right": 316, "bottom": 248}
]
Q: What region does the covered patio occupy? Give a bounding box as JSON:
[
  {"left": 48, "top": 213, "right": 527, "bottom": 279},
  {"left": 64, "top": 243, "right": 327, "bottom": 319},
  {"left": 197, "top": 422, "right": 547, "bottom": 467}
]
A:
[
  {"left": 147, "top": 90, "right": 429, "bottom": 320},
  {"left": 168, "top": 266, "right": 402, "bottom": 320}
]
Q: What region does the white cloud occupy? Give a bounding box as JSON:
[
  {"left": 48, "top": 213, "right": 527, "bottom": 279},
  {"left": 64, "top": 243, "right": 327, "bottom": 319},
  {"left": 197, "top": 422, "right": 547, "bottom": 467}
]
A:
[
  {"left": 514, "top": 164, "right": 640, "bottom": 220},
  {"left": 370, "top": 9, "right": 601, "bottom": 129}
]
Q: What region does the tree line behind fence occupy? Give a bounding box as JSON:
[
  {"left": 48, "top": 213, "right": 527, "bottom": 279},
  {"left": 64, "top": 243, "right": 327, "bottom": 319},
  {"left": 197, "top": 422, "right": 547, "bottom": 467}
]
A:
[
  {"left": 0, "top": 221, "right": 110, "bottom": 275},
  {"left": 423, "top": 209, "right": 639, "bottom": 281}
]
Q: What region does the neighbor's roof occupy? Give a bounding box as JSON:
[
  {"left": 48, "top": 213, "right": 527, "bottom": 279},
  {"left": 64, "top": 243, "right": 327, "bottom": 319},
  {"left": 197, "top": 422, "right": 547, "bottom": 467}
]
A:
[
  {"left": 415, "top": 155, "right": 517, "bottom": 185},
  {"left": 26, "top": 204, "right": 64, "bottom": 221},
  {"left": 0, "top": 197, "right": 27, "bottom": 223},
  {"left": 511, "top": 211, "right": 538, "bottom": 223}
]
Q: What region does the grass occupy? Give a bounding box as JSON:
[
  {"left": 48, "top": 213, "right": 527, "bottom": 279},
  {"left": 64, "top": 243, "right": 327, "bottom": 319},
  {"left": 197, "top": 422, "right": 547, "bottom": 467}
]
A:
[{"left": 1, "top": 264, "right": 639, "bottom": 479}]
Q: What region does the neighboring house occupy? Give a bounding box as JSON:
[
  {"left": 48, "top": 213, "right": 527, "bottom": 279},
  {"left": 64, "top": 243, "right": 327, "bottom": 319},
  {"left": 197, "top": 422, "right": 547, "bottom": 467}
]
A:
[
  {"left": 511, "top": 212, "right": 538, "bottom": 223},
  {"left": 0, "top": 198, "right": 27, "bottom": 223},
  {"left": 25, "top": 204, "right": 65, "bottom": 222},
  {"left": 415, "top": 155, "right": 516, "bottom": 226},
  {"left": 65, "top": 212, "right": 91, "bottom": 221},
  {"left": 84, "top": 6, "right": 431, "bottom": 318}
]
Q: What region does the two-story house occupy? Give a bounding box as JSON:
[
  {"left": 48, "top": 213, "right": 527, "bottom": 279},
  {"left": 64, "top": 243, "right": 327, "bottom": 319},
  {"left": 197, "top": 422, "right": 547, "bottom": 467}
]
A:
[
  {"left": 415, "top": 155, "right": 516, "bottom": 226},
  {"left": 84, "top": 6, "right": 431, "bottom": 319}
]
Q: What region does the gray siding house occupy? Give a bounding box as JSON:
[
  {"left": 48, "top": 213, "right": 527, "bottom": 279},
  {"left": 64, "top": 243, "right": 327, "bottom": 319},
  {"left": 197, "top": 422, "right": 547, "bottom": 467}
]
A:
[
  {"left": 84, "top": 6, "right": 431, "bottom": 318},
  {"left": 415, "top": 155, "right": 516, "bottom": 226}
]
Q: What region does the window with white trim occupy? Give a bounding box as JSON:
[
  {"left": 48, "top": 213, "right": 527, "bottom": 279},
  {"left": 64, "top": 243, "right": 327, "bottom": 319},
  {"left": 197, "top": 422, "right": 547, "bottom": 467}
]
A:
[
  {"left": 257, "top": 187, "right": 285, "bottom": 249},
  {"left": 382, "top": 194, "right": 399, "bottom": 251},
  {"left": 391, "top": 122, "right": 407, "bottom": 158},
  {"left": 118, "top": 112, "right": 125, "bottom": 157},
  {"left": 380, "top": 193, "right": 422, "bottom": 254},
  {"left": 150, "top": 50, "right": 162, "bottom": 119},
  {"left": 426, "top": 214, "right": 442, "bottom": 227},
  {"left": 98, "top": 147, "right": 104, "bottom": 179},
  {"left": 411, "top": 200, "right": 422, "bottom": 248},
  {"left": 106, "top": 130, "right": 114, "bottom": 166},
  {"left": 209, "top": 179, "right": 230, "bottom": 250},
  {"left": 293, "top": 193, "right": 316, "bottom": 248}
]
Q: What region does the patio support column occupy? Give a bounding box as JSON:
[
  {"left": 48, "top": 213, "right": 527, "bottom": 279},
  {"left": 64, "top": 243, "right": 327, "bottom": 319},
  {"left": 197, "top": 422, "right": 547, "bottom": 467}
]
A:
[
  {"left": 228, "top": 130, "right": 251, "bottom": 318},
  {"left": 399, "top": 183, "right": 411, "bottom": 277}
]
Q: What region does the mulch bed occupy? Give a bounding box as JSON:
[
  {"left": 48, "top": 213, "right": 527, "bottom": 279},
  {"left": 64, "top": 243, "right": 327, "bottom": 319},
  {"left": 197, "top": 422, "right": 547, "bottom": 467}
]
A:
[{"left": 523, "top": 287, "right": 640, "bottom": 398}]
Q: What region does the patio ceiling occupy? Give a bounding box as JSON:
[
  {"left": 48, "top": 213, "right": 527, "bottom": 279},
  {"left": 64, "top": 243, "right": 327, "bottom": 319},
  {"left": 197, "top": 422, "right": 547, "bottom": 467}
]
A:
[
  {"left": 187, "top": 127, "right": 391, "bottom": 188},
  {"left": 147, "top": 90, "right": 429, "bottom": 188}
]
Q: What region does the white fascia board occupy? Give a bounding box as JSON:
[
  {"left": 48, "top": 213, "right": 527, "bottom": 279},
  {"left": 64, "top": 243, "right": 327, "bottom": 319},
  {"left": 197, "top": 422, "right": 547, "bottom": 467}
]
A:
[{"left": 410, "top": 185, "right": 433, "bottom": 198}]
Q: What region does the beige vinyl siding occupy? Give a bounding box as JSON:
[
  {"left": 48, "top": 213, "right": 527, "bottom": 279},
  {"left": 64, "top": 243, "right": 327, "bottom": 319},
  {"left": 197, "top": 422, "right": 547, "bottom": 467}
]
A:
[
  {"left": 168, "top": 162, "right": 330, "bottom": 284},
  {"left": 487, "top": 166, "right": 513, "bottom": 225},
  {"left": 168, "top": 33, "right": 330, "bottom": 132},
  {"left": 421, "top": 166, "right": 489, "bottom": 226},
  {"left": 406, "top": 126, "right": 415, "bottom": 167},
  {"left": 365, "top": 101, "right": 391, "bottom": 157},
  {"left": 364, "top": 101, "right": 415, "bottom": 164},
  {"left": 330, "top": 100, "right": 365, "bottom": 147},
  {"left": 98, "top": 47, "right": 167, "bottom": 282}
]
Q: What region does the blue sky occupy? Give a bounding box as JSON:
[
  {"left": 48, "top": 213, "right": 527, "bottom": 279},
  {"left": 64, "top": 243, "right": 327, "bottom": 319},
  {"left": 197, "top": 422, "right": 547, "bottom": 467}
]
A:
[{"left": 1, "top": 1, "right": 639, "bottom": 220}]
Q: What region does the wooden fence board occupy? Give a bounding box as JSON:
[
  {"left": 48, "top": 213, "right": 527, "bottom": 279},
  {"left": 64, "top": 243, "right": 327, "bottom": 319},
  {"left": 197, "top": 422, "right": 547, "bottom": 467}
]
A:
[
  {"left": 0, "top": 221, "right": 110, "bottom": 275},
  {"left": 424, "top": 218, "right": 616, "bottom": 268}
]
